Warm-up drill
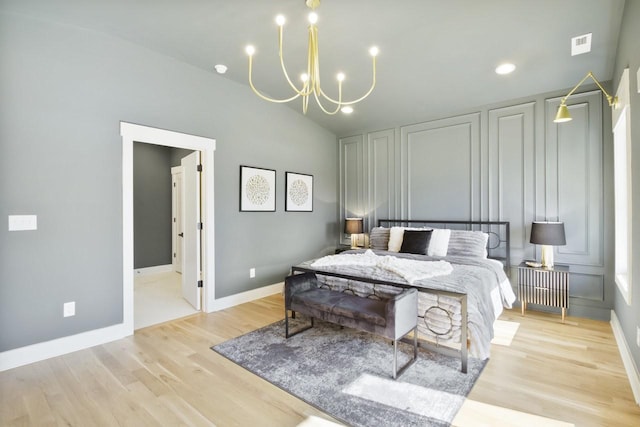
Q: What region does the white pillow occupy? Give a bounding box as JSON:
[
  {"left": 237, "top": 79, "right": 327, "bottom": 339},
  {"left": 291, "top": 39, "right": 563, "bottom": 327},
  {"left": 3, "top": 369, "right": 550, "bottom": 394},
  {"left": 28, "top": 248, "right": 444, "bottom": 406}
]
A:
[
  {"left": 427, "top": 228, "right": 451, "bottom": 257},
  {"left": 388, "top": 227, "right": 405, "bottom": 252}
]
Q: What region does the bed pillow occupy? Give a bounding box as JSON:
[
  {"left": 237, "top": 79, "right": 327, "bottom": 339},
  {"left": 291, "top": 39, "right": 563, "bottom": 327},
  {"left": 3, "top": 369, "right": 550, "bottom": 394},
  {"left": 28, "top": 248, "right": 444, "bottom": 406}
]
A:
[
  {"left": 446, "top": 230, "right": 489, "bottom": 258},
  {"left": 427, "top": 228, "right": 451, "bottom": 257},
  {"left": 387, "top": 227, "right": 405, "bottom": 252},
  {"left": 369, "top": 227, "right": 390, "bottom": 250},
  {"left": 400, "top": 230, "right": 433, "bottom": 255}
]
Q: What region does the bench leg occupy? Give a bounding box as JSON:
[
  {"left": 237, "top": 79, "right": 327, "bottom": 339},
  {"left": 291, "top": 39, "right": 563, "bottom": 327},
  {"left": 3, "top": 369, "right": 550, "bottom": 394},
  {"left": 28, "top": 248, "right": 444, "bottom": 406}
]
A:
[
  {"left": 285, "top": 309, "right": 314, "bottom": 338},
  {"left": 392, "top": 326, "right": 418, "bottom": 379}
]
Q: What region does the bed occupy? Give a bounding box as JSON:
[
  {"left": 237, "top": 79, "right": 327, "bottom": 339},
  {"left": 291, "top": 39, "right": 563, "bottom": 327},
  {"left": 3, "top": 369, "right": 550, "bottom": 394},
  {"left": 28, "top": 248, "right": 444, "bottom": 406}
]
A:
[{"left": 291, "top": 220, "right": 516, "bottom": 373}]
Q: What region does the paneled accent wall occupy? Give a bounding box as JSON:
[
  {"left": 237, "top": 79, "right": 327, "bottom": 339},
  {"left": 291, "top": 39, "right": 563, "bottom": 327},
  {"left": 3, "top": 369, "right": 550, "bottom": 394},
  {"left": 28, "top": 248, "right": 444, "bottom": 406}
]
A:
[
  {"left": 488, "top": 103, "right": 536, "bottom": 263},
  {"left": 338, "top": 89, "right": 612, "bottom": 319}
]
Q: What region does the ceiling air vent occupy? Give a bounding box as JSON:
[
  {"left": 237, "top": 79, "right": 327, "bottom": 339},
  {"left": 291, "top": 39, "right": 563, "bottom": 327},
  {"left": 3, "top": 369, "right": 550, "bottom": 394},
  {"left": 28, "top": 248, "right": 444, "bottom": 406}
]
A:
[{"left": 571, "top": 33, "right": 592, "bottom": 56}]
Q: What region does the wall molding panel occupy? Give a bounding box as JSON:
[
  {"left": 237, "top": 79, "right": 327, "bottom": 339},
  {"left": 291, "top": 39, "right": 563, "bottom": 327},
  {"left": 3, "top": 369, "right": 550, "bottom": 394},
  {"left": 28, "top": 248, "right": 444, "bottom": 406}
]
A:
[
  {"left": 488, "top": 103, "right": 535, "bottom": 265},
  {"left": 545, "top": 90, "right": 604, "bottom": 268},
  {"left": 366, "top": 129, "right": 397, "bottom": 228},
  {"left": 400, "top": 113, "right": 481, "bottom": 220},
  {"left": 339, "top": 135, "right": 365, "bottom": 245}
]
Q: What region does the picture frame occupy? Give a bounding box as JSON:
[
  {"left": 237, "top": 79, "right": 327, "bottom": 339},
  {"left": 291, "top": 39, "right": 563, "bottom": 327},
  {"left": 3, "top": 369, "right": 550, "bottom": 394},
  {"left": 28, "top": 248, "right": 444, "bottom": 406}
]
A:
[
  {"left": 285, "top": 171, "right": 313, "bottom": 212},
  {"left": 240, "top": 165, "right": 276, "bottom": 212}
]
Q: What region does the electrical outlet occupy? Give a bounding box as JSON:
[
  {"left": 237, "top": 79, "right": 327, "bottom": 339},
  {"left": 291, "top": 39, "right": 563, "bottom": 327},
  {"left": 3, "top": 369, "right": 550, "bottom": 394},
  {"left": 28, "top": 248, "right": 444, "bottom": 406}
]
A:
[
  {"left": 636, "top": 326, "right": 640, "bottom": 347},
  {"left": 249, "top": 268, "right": 256, "bottom": 278},
  {"left": 63, "top": 301, "right": 75, "bottom": 317}
]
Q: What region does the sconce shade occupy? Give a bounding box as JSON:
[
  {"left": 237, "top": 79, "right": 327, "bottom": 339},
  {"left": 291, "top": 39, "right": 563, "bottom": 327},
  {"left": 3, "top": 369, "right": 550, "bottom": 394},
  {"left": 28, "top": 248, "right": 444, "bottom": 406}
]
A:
[
  {"left": 530, "top": 221, "right": 566, "bottom": 246},
  {"left": 344, "top": 217, "right": 363, "bottom": 234},
  {"left": 554, "top": 104, "right": 572, "bottom": 123}
]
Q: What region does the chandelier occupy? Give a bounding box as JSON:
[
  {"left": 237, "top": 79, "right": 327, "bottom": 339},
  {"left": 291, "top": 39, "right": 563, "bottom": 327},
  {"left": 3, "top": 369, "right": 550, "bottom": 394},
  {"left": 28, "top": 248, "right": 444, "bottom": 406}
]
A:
[{"left": 244, "top": 0, "right": 379, "bottom": 115}]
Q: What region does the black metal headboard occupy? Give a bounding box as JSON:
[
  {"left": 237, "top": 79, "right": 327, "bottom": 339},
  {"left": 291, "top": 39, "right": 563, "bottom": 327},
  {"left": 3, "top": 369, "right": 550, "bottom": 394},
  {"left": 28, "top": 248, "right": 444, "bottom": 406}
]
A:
[{"left": 377, "top": 219, "right": 511, "bottom": 272}]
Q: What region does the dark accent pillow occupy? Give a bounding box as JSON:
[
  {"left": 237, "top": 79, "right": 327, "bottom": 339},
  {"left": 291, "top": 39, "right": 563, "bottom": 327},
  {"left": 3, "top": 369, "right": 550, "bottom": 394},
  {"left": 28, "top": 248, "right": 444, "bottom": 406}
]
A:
[{"left": 399, "top": 230, "right": 433, "bottom": 255}]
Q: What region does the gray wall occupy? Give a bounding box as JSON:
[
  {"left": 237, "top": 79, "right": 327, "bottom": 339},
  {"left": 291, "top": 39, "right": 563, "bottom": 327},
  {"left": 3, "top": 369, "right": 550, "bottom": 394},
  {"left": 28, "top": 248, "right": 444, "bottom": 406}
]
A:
[
  {"left": 134, "top": 143, "right": 172, "bottom": 269},
  {"left": 0, "top": 13, "right": 338, "bottom": 352},
  {"left": 339, "top": 86, "right": 614, "bottom": 321},
  {"left": 133, "top": 144, "right": 195, "bottom": 270},
  {"left": 612, "top": 0, "right": 640, "bottom": 376}
]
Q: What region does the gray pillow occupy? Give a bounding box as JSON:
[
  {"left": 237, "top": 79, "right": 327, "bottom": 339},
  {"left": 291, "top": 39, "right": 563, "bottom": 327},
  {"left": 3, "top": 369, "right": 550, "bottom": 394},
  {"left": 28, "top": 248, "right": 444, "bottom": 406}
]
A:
[
  {"left": 369, "top": 227, "right": 390, "bottom": 250},
  {"left": 446, "top": 230, "right": 488, "bottom": 258}
]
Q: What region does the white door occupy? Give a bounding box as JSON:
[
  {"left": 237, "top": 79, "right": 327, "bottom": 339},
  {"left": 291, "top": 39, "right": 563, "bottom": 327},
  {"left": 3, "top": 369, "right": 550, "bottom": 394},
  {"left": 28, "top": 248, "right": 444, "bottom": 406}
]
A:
[
  {"left": 181, "top": 151, "right": 201, "bottom": 310},
  {"left": 171, "top": 167, "right": 183, "bottom": 273}
]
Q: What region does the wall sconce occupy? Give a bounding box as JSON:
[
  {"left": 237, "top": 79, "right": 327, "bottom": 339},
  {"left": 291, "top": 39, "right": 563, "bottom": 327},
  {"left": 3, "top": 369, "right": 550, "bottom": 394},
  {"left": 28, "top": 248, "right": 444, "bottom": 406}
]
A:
[
  {"left": 530, "top": 221, "right": 566, "bottom": 268},
  {"left": 554, "top": 71, "right": 618, "bottom": 123},
  {"left": 344, "top": 218, "right": 364, "bottom": 249}
]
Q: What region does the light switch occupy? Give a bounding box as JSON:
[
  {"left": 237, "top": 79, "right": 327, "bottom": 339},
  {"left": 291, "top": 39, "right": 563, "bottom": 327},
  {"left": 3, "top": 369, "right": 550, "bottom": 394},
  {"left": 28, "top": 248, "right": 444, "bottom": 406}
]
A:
[{"left": 8, "top": 215, "right": 37, "bottom": 231}]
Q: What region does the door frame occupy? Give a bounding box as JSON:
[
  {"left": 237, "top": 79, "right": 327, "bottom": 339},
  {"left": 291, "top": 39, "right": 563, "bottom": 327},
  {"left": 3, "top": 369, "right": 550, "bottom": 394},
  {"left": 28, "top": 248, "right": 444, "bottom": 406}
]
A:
[{"left": 121, "top": 122, "right": 216, "bottom": 335}]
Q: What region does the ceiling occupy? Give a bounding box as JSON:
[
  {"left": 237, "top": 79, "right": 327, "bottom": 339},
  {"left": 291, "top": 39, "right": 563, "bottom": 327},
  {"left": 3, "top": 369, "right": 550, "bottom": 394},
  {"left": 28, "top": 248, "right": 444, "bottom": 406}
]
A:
[{"left": 1, "top": 0, "right": 626, "bottom": 136}]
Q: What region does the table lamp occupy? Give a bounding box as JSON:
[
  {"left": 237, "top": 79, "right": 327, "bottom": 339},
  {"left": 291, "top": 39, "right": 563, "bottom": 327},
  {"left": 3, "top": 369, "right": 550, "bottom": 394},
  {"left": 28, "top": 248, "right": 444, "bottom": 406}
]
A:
[
  {"left": 345, "top": 218, "right": 364, "bottom": 249},
  {"left": 530, "top": 221, "right": 566, "bottom": 268}
]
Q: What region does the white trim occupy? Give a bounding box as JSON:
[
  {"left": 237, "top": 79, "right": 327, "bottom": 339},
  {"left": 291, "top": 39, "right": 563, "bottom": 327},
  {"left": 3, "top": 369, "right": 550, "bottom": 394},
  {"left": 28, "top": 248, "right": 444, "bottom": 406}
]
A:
[
  {"left": 134, "top": 264, "right": 173, "bottom": 276},
  {"left": 121, "top": 122, "right": 216, "bottom": 332},
  {"left": 0, "top": 282, "right": 281, "bottom": 372},
  {"left": 0, "top": 323, "right": 128, "bottom": 372},
  {"left": 610, "top": 310, "right": 640, "bottom": 405},
  {"left": 208, "top": 282, "right": 283, "bottom": 312}
]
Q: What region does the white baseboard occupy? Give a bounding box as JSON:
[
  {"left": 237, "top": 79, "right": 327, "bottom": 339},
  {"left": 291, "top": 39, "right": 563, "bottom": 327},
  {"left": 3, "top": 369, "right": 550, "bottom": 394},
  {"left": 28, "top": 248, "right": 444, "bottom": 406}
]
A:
[
  {"left": 134, "top": 264, "right": 173, "bottom": 276},
  {"left": 206, "top": 282, "right": 283, "bottom": 313},
  {"left": 0, "top": 323, "right": 130, "bottom": 372},
  {"left": 0, "top": 281, "right": 283, "bottom": 372},
  {"left": 610, "top": 310, "right": 640, "bottom": 405}
]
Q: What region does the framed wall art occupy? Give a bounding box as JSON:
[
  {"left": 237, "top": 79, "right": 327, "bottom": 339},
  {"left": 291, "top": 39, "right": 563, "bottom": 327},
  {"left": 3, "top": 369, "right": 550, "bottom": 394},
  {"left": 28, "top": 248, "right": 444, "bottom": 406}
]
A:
[
  {"left": 285, "top": 171, "right": 313, "bottom": 212},
  {"left": 240, "top": 165, "right": 276, "bottom": 212}
]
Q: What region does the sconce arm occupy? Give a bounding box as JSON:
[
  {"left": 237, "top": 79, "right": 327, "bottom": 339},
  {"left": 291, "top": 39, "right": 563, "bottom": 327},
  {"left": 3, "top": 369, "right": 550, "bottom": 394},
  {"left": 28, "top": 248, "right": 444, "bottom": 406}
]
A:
[{"left": 561, "top": 71, "right": 618, "bottom": 107}]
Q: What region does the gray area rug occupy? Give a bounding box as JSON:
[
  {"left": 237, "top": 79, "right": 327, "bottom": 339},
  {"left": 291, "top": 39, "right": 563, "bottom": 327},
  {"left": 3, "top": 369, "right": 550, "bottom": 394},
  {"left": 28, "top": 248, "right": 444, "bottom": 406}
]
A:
[{"left": 212, "top": 318, "right": 486, "bottom": 426}]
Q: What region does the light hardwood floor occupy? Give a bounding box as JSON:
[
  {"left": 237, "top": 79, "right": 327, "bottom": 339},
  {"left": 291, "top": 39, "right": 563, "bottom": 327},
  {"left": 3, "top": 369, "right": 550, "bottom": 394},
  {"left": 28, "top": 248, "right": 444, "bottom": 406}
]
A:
[{"left": 1, "top": 294, "right": 639, "bottom": 426}]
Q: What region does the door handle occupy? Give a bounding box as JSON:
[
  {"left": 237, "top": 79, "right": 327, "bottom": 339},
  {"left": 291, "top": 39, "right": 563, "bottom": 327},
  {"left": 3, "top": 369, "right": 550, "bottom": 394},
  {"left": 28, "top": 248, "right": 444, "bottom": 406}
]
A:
[{"left": 178, "top": 233, "right": 184, "bottom": 237}]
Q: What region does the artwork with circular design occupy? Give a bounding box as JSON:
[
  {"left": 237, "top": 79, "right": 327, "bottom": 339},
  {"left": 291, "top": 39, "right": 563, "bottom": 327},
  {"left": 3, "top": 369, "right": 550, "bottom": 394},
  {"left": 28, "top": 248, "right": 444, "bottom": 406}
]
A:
[
  {"left": 285, "top": 172, "right": 313, "bottom": 211},
  {"left": 246, "top": 175, "right": 271, "bottom": 205},
  {"left": 240, "top": 165, "right": 276, "bottom": 211},
  {"left": 288, "top": 179, "right": 309, "bottom": 206}
]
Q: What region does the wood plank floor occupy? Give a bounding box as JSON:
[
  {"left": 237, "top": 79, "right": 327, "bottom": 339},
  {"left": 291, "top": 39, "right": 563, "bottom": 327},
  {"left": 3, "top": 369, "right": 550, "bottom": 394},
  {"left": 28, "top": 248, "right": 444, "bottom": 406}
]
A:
[{"left": 1, "top": 294, "right": 639, "bottom": 426}]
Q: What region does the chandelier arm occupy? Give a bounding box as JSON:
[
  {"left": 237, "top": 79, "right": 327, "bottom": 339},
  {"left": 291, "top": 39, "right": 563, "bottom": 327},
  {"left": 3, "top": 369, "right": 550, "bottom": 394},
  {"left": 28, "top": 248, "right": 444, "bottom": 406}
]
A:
[
  {"left": 248, "top": 55, "right": 303, "bottom": 103},
  {"left": 318, "top": 56, "right": 376, "bottom": 105},
  {"left": 278, "top": 25, "right": 313, "bottom": 96},
  {"left": 312, "top": 73, "right": 342, "bottom": 115},
  {"left": 312, "top": 89, "right": 342, "bottom": 115}
]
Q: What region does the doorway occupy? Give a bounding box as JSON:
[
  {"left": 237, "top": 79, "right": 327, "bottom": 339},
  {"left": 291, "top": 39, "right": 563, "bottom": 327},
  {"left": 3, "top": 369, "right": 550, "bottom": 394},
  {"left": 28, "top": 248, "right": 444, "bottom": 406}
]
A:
[{"left": 121, "top": 122, "right": 216, "bottom": 336}]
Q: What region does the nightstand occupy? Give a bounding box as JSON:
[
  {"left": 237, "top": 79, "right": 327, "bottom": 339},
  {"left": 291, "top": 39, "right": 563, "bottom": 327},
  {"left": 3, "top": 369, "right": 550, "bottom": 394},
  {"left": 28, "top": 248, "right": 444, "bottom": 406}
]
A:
[{"left": 518, "top": 262, "right": 570, "bottom": 322}]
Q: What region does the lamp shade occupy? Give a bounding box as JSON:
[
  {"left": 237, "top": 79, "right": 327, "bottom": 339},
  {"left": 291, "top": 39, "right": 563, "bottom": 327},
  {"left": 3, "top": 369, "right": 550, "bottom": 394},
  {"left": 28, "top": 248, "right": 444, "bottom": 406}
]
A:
[
  {"left": 530, "top": 221, "right": 566, "bottom": 246},
  {"left": 344, "top": 217, "right": 363, "bottom": 234},
  {"left": 554, "top": 104, "right": 572, "bottom": 123}
]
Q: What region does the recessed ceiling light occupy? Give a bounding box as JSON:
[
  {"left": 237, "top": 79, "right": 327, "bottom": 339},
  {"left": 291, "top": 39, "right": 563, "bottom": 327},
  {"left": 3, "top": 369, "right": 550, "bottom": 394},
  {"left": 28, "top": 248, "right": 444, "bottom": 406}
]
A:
[
  {"left": 214, "top": 64, "right": 228, "bottom": 74},
  {"left": 341, "top": 106, "right": 354, "bottom": 114},
  {"left": 495, "top": 63, "right": 516, "bottom": 75}
]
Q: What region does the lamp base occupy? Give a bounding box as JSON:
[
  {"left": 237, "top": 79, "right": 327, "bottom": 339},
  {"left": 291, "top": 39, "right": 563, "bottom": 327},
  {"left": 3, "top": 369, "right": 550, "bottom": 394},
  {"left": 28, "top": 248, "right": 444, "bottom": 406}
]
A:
[
  {"left": 350, "top": 234, "right": 359, "bottom": 249},
  {"left": 540, "top": 245, "right": 554, "bottom": 269}
]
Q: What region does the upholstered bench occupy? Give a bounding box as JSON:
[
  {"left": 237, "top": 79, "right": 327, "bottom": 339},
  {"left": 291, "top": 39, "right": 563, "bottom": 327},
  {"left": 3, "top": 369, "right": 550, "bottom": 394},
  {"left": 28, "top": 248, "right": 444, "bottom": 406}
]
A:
[{"left": 284, "top": 272, "right": 418, "bottom": 379}]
